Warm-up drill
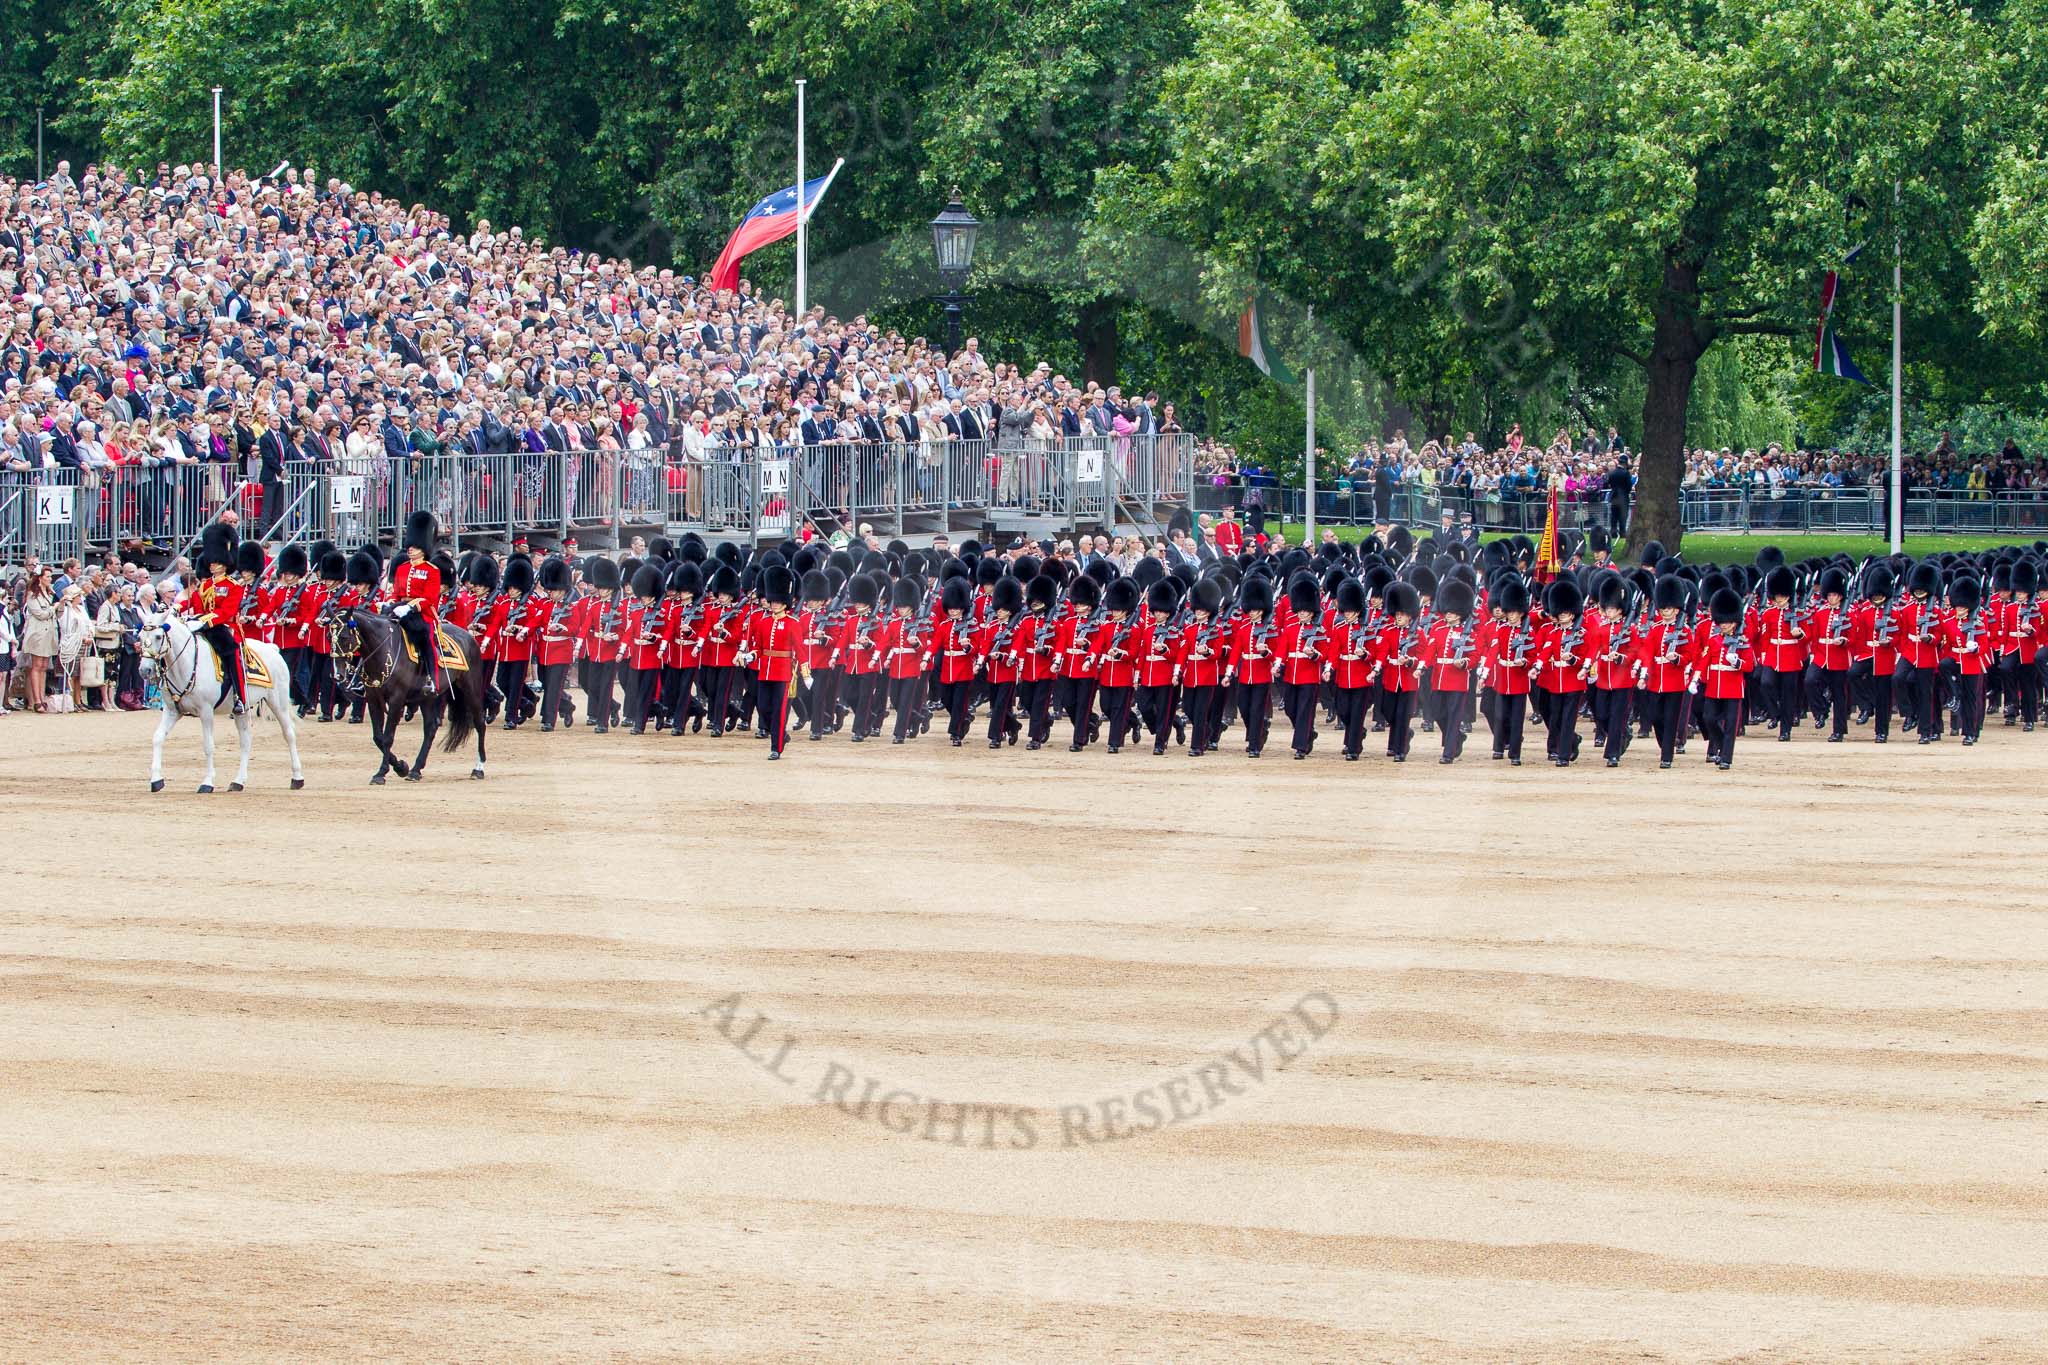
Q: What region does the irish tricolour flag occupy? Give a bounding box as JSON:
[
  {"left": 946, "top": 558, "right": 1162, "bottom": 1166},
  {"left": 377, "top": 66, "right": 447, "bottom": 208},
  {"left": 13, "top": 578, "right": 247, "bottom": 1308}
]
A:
[{"left": 1238, "top": 293, "right": 1294, "bottom": 384}]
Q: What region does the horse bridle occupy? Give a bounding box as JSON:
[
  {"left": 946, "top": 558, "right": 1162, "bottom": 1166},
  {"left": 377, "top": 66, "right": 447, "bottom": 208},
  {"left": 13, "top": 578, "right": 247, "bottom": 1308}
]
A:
[
  {"left": 330, "top": 608, "right": 395, "bottom": 692},
  {"left": 140, "top": 621, "right": 199, "bottom": 707}
]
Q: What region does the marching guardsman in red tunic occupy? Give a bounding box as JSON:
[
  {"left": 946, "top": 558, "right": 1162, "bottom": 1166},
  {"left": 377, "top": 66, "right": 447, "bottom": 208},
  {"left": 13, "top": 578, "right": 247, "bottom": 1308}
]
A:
[
  {"left": 1689, "top": 587, "right": 1754, "bottom": 770},
  {"left": 874, "top": 575, "right": 926, "bottom": 744},
  {"left": 1632, "top": 574, "right": 1692, "bottom": 768},
  {"left": 1275, "top": 574, "right": 1325, "bottom": 760},
  {"left": 1530, "top": 579, "right": 1589, "bottom": 766},
  {"left": 1754, "top": 565, "right": 1806, "bottom": 743},
  {"left": 267, "top": 544, "right": 311, "bottom": 709},
  {"left": 334, "top": 548, "right": 381, "bottom": 724},
  {"left": 1018, "top": 574, "right": 1061, "bottom": 750},
  {"left": 1094, "top": 578, "right": 1145, "bottom": 754},
  {"left": 186, "top": 525, "right": 249, "bottom": 713},
  {"left": 490, "top": 555, "right": 535, "bottom": 728},
  {"left": 1369, "top": 581, "right": 1423, "bottom": 761},
  {"left": 1049, "top": 575, "right": 1103, "bottom": 752},
  {"left": 580, "top": 557, "right": 623, "bottom": 733},
  {"left": 1172, "top": 579, "right": 1230, "bottom": 758},
  {"left": 841, "top": 574, "right": 886, "bottom": 742},
  {"left": 531, "top": 557, "right": 577, "bottom": 732},
  {"left": 1325, "top": 577, "right": 1378, "bottom": 762},
  {"left": 926, "top": 577, "right": 979, "bottom": 746},
  {"left": 794, "top": 570, "right": 836, "bottom": 740},
  {"left": 390, "top": 512, "right": 445, "bottom": 687},
  {"left": 1846, "top": 565, "right": 1899, "bottom": 742},
  {"left": 1581, "top": 574, "right": 1636, "bottom": 766},
  {"left": 974, "top": 576, "right": 1027, "bottom": 749},
  {"left": 1136, "top": 580, "right": 1181, "bottom": 756},
  {"left": 1999, "top": 560, "right": 2041, "bottom": 729},
  {"left": 621, "top": 563, "right": 665, "bottom": 734},
  {"left": 304, "top": 550, "right": 344, "bottom": 721},
  {"left": 1482, "top": 577, "right": 1536, "bottom": 765},
  {"left": 1896, "top": 561, "right": 1946, "bottom": 742},
  {"left": 1225, "top": 577, "right": 1277, "bottom": 758},
  {"left": 700, "top": 565, "right": 743, "bottom": 738},
  {"left": 659, "top": 561, "right": 704, "bottom": 735},
  {"left": 740, "top": 566, "right": 801, "bottom": 758},
  {"left": 1806, "top": 568, "right": 1854, "bottom": 742},
  {"left": 1942, "top": 575, "right": 1991, "bottom": 745}
]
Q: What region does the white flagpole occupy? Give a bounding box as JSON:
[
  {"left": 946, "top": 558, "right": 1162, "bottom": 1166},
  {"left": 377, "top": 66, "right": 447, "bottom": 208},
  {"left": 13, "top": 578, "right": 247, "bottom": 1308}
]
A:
[
  {"left": 795, "top": 81, "right": 807, "bottom": 326},
  {"left": 1304, "top": 304, "right": 1316, "bottom": 546},
  {"left": 211, "top": 87, "right": 223, "bottom": 179},
  {"left": 1890, "top": 179, "right": 1903, "bottom": 556}
]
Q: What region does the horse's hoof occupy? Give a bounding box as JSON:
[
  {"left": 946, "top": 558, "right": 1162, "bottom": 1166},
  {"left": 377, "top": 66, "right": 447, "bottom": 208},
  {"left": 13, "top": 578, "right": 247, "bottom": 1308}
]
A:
[
  {"left": 196, "top": 784, "right": 213, "bottom": 794},
  {"left": 391, "top": 759, "right": 411, "bottom": 776},
  {"left": 228, "top": 782, "right": 244, "bottom": 793},
  {"left": 149, "top": 780, "right": 165, "bottom": 793},
  {"left": 471, "top": 768, "right": 486, "bottom": 780},
  {"left": 369, "top": 774, "right": 386, "bottom": 786},
  {"left": 405, "top": 770, "right": 423, "bottom": 782},
  {"left": 290, "top": 779, "right": 305, "bottom": 790}
]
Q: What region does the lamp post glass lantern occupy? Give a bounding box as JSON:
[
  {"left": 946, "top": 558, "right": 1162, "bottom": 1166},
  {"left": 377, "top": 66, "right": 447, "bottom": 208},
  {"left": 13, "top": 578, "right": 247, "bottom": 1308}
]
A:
[{"left": 930, "top": 187, "right": 979, "bottom": 356}]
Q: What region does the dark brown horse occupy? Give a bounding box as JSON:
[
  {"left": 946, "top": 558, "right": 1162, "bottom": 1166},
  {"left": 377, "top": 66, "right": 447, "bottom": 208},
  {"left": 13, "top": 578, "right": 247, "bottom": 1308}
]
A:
[{"left": 331, "top": 608, "right": 490, "bottom": 784}]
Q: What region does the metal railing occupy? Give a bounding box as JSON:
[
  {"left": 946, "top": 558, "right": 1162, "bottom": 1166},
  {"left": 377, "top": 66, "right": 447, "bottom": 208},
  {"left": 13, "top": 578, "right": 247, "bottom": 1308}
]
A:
[
  {"left": 6, "top": 433, "right": 1196, "bottom": 563},
  {"left": 1190, "top": 479, "right": 2048, "bottom": 539}
]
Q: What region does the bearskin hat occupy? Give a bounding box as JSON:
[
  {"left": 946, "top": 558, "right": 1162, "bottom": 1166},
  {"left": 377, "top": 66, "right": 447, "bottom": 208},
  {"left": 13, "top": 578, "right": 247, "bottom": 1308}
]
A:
[
  {"left": 1012, "top": 555, "right": 1041, "bottom": 585},
  {"left": 308, "top": 539, "right": 336, "bottom": 571},
  {"left": 709, "top": 541, "right": 740, "bottom": 570},
  {"left": 1597, "top": 572, "right": 1629, "bottom": 613},
  {"left": 1238, "top": 576, "right": 1273, "bottom": 616},
  {"left": 1496, "top": 577, "right": 1532, "bottom": 616},
  {"left": 1407, "top": 563, "right": 1440, "bottom": 603},
  {"left": 849, "top": 573, "right": 881, "bottom": 609},
  {"left": 584, "top": 557, "right": 621, "bottom": 592},
  {"left": 403, "top": 510, "right": 437, "bottom": 555},
  {"left": 666, "top": 561, "right": 703, "bottom": 598},
  {"left": 1764, "top": 565, "right": 1796, "bottom": 601},
  {"left": 1639, "top": 539, "right": 1666, "bottom": 568},
  {"left": 1435, "top": 578, "right": 1476, "bottom": 620},
  {"left": 1025, "top": 574, "right": 1060, "bottom": 613},
  {"left": 987, "top": 577, "right": 1023, "bottom": 617},
  {"left": 1101, "top": 577, "right": 1139, "bottom": 615},
  {"left": 647, "top": 536, "right": 674, "bottom": 563},
  {"left": 1991, "top": 562, "right": 2013, "bottom": 594},
  {"left": 677, "top": 537, "right": 707, "bottom": 566},
  {"left": 1387, "top": 525, "right": 1415, "bottom": 560},
  {"left": 1286, "top": 573, "right": 1321, "bottom": 617},
  {"left": 1132, "top": 556, "right": 1166, "bottom": 589},
  {"left": 277, "top": 544, "right": 309, "bottom": 579},
  {"left": 1545, "top": 578, "right": 1584, "bottom": 619},
  {"left": 940, "top": 556, "right": 971, "bottom": 584},
  {"left": 1059, "top": 575, "right": 1096, "bottom": 612},
  {"left": 702, "top": 565, "right": 737, "bottom": 600},
  {"left": 972, "top": 555, "right": 1002, "bottom": 588},
  {"left": 536, "top": 557, "right": 570, "bottom": 594},
  {"left": 759, "top": 565, "right": 794, "bottom": 607},
  {"left": 346, "top": 549, "right": 380, "bottom": 588},
  {"left": 1862, "top": 565, "right": 1894, "bottom": 601},
  {"left": 318, "top": 550, "right": 347, "bottom": 582},
  {"left": 1818, "top": 567, "right": 1849, "bottom": 600},
  {"left": 1084, "top": 558, "right": 1118, "bottom": 590},
  {"left": 791, "top": 546, "right": 821, "bottom": 578},
  {"left": 200, "top": 523, "right": 237, "bottom": 572},
  {"left": 628, "top": 563, "right": 663, "bottom": 600},
  {"left": 234, "top": 540, "right": 265, "bottom": 578},
  {"left": 1385, "top": 581, "right": 1422, "bottom": 620},
  {"left": 794, "top": 569, "right": 828, "bottom": 603},
  {"left": 889, "top": 576, "right": 923, "bottom": 611},
  {"left": 1146, "top": 579, "right": 1179, "bottom": 615},
  {"left": 1949, "top": 576, "right": 1982, "bottom": 612},
  {"left": 1907, "top": 562, "right": 1941, "bottom": 598},
  {"left": 432, "top": 551, "right": 457, "bottom": 586},
  {"left": 2014, "top": 560, "right": 2040, "bottom": 596},
  {"left": 1755, "top": 545, "right": 1785, "bottom": 573},
  {"left": 1709, "top": 587, "right": 1744, "bottom": 625},
  {"left": 940, "top": 576, "right": 973, "bottom": 615},
  {"left": 1335, "top": 578, "right": 1368, "bottom": 618},
  {"left": 1652, "top": 573, "right": 1687, "bottom": 613},
  {"left": 958, "top": 538, "right": 983, "bottom": 559},
  {"left": 1587, "top": 525, "right": 1611, "bottom": 554}
]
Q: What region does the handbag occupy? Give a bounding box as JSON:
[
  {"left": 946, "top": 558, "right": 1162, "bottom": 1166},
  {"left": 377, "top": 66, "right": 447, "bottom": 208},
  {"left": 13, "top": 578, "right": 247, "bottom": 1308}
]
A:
[{"left": 79, "top": 651, "right": 107, "bottom": 689}]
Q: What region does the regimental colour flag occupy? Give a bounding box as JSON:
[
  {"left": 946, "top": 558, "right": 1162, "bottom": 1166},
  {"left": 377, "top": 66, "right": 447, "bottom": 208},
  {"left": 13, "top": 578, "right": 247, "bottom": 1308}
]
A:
[
  {"left": 1812, "top": 269, "right": 1871, "bottom": 384},
  {"left": 709, "top": 174, "right": 838, "bottom": 293},
  {"left": 1238, "top": 293, "right": 1295, "bottom": 385},
  {"left": 1533, "top": 484, "right": 1562, "bottom": 582}
]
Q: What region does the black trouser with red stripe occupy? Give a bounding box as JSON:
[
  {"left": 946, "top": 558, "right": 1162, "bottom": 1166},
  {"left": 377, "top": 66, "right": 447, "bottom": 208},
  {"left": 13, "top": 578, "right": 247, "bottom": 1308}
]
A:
[
  {"left": 1699, "top": 695, "right": 1740, "bottom": 764},
  {"left": 1237, "top": 680, "right": 1271, "bottom": 753},
  {"left": 1022, "top": 678, "right": 1055, "bottom": 744},
  {"left": 660, "top": 665, "right": 697, "bottom": 732},
  {"left": 940, "top": 678, "right": 973, "bottom": 740},
  {"left": 759, "top": 677, "right": 791, "bottom": 753},
  {"left": 1809, "top": 666, "right": 1850, "bottom": 739},
  {"left": 1061, "top": 676, "right": 1099, "bottom": 748},
  {"left": 889, "top": 675, "right": 920, "bottom": 740},
  {"left": 1957, "top": 671, "right": 1987, "bottom": 739},
  {"left": 985, "top": 679, "right": 1017, "bottom": 745},
  {"left": 1183, "top": 684, "right": 1221, "bottom": 753},
  {"left": 1494, "top": 693, "right": 1528, "bottom": 760},
  {"left": 1758, "top": 666, "right": 1801, "bottom": 739},
  {"left": 1384, "top": 688, "right": 1417, "bottom": 757},
  {"left": 808, "top": 667, "right": 841, "bottom": 737},
  {"left": 1101, "top": 684, "right": 1138, "bottom": 749},
  {"left": 1336, "top": 685, "right": 1371, "bottom": 758},
  {"left": 1283, "top": 680, "right": 1319, "bottom": 754},
  {"left": 585, "top": 660, "right": 617, "bottom": 730},
  {"left": 1544, "top": 689, "right": 1583, "bottom": 761},
  {"left": 1139, "top": 683, "right": 1175, "bottom": 753},
  {"left": 1592, "top": 686, "right": 1632, "bottom": 762},
  {"left": 496, "top": 659, "right": 528, "bottom": 725},
  {"left": 1643, "top": 690, "right": 1682, "bottom": 762}
]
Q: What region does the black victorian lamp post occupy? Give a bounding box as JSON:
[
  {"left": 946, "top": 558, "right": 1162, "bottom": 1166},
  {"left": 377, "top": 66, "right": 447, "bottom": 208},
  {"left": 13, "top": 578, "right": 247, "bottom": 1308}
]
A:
[{"left": 930, "top": 187, "right": 979, "bottom": 357}]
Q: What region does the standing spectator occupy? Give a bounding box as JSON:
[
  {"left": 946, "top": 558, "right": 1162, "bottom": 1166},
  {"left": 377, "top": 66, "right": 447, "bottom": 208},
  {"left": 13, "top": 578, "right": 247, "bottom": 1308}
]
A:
[
  {"left": 57, "top": 584, "right": 95, "bottom": 710},
  {"left": 0, "top": 580, "right": 16, "bottom": 714},
  {"left": 1604, "top": 457, "right": 1633, "bottom": 541},
  {"left": 19, "top": 567, "right": 59, "bottom": 712}
]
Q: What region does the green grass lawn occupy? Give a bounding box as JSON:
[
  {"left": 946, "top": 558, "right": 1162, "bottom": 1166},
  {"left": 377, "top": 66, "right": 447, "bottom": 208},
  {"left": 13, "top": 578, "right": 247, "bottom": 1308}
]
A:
[{"left": 1274, "top": 523, "right": 2017, "bottom": 563}]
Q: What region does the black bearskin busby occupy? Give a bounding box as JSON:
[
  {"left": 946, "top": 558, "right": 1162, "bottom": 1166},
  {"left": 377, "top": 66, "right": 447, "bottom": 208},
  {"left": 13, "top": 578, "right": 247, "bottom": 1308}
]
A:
[
  {"left": 403, "top": 510, "right": 437, "bottom": 555},
  {"left": 1238, "top": 576, "right": 1272, "bottom": 615},
  {"left": 235, "top": 540, "right": 266, "bottom": 578},
  {"left": 1336, "top": 578, "right": 1368, "bottom": 618},
  {"left": 1436, "top": 578, "right": 1476, "bottom": 620},
  {"left": 763, "top": 565, "right": 796, "bottom": 607},
  {"left": 1192, "top": 578, "right": 1225, "bottom": 617},
  {"left": 501, "top": 556, "right": 535, "bottom": 596},
  {"left": 851, "top": 573, "right": 883, "bottom": 610},
  {"left": 1652, "top": 574, "right": 1687, "bottom": 612},
  {"left": 1385, "top": 581, "right": 1422, "bottom": 620},
  {"left": 1907, "top": 562, "right": 1941, "bottom": 599},
  {"left": 200, "top": 523, "right": 237, "bottom": 573},
  {"left": 890, "top": 576, "right": 923, "bottom": 611},
  {"left": 707, "top": 565, "right": 740, "bottom": 600},
  {"left": 1496, "top": 577, "right": 1532, "bottom": 616},
  {"left": 1764, "top": 565, "right": 1796, "bottom": 602},
  {"left": 1545, "top": 578, "right": 1584, "bottom": 619},
  {"left": 1596, "top": 573, "right": 1629, "bottom": 613},
  {"left": 318, "top": 550, "right": 347, "bottom": 583},
  {"left": 1146, "top": 579, "right": 1179, "bottom": 615},
  {"left": 631, "top": 563, "right": 664, "bottom": 601},
  {"left": 941, "top": 576, "right": 973, "bottom": 615},
  {"left": 538, "top": 557, "right": 571, "bottom": 595},
  {"left": 1709, "top": 587, "right": 1743, "bottom": 625},
  {"left": 647, "top": 536, "right": 674, "bottom": 564},
  {"left": 346, "top": 548, "right": 380, "bottom": 588},
  {"left": 2014, "top": 560, "right": 2040, "bottom": 596},
  {"left": 666, "top": 561, "right": 704, "bottom": 598},
  {"left": 992, "top": 577, "right": 1025, "bottom": 616},
  {"left": 277, "top": 544, "right": 309, "bottom": 579},
  {"left": 800, "top": 570, "right": 832, "bottom": 602},
  {"left": 1818, "top": 567, "right": 1849, "bottom": 601},
  {"left": 1132, "top": 556, "right": 1166, "bottom": 589},
  {"left": 1068, "top": 575, "right": 1103, "bottom": 612},
  {"left": 1104, "top": 577, "right": 1141, "bottom": 615},
  {"left": 585, "top": 557, "right": 621, "bottom": 593},
  {"left": 1026, "top": 575, "right": 1059, "bottom": 613},
  {"left": 1949, "top": 576, "right": 1982, "bottom": 612},
  {"left": 1286, "top": 574, "right": 1320, "bottom": 617},
  {"left": 466, "top": 554, "right": 500, "bottom": 592}
]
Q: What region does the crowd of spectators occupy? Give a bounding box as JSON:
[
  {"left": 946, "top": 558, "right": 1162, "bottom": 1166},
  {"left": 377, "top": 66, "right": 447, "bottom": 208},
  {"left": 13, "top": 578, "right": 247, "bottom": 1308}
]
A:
[
  {"left": 2, "top": 159, "right": 1182, "bottom": 542},
  {"left": 1, "top": 546, "right": 184, "bottom": 714}
]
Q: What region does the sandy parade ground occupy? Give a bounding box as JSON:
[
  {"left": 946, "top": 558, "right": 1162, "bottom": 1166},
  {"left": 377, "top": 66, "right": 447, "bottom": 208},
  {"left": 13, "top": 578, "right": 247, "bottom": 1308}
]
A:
[{"left": 3, "top": 707, "right": 2047, "bottom": 1361}]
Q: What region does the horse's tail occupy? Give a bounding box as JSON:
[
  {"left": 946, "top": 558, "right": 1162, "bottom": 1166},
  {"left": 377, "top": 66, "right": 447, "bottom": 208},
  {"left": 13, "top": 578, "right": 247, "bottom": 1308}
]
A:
[{"left": 441, "top": 633, "right": 482, "bottom": 753}]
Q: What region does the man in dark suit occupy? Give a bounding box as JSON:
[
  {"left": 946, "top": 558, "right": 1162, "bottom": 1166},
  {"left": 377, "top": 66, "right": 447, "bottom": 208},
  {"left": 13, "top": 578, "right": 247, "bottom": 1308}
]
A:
[
  {"left": 1373, "top": 459, "right": 1396, "bottom": 525},
  {"left": 258, "top": 421, "right": 293, "bottom": 531}
]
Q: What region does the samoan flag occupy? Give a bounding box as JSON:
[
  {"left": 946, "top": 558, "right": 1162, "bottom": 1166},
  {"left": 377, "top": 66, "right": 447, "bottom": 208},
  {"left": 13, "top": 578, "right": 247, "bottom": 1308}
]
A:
[{"left": 708, "top": 175, "right": 836, "bottom": 292}]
